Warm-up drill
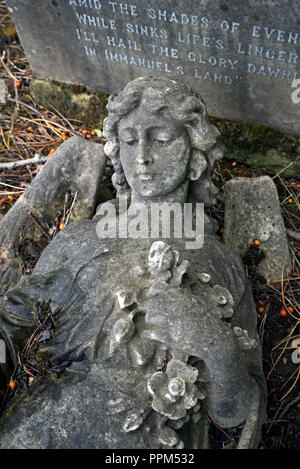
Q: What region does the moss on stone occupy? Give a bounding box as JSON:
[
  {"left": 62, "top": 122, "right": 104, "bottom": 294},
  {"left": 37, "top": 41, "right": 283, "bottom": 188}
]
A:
[
  {"left": 211, "top": 117, "right": 300, "bottom": 177},
  {"left": 34, "top": 349, "right": 53, "bottom": 365},
  {"left": 224, "top": 148, "right": 300, "bottom": 177},
  {"left": 0, "top": 26, "right": 16, "bottom": 38},
  {"left": 30, "top": 78, "right": 108, "bottom": 125}
]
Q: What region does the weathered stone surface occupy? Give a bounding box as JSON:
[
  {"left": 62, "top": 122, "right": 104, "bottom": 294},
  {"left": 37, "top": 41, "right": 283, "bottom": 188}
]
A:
[
  {"left": 0, "top": 135, "right": 106, "bottom": 293},
  {"left": 0, "top": 77, "right": 266, "bottom": 449},
  {"left": 6, "top": 0, "right": 300, "bottom": 135},
  {"left": 0, "top": 235, "right": 266, "bottom": 449},
  {"left": 223, "top": 176, "right": 292, "bottom": 283},
  {"left": 30, "top": 78, "right": 107, "bottom": 125}
]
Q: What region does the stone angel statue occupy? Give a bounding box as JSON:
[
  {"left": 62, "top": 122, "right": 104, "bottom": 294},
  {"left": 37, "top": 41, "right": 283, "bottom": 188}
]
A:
[{"left": 0, "top": 76, "right": 266, "bottom": 449}]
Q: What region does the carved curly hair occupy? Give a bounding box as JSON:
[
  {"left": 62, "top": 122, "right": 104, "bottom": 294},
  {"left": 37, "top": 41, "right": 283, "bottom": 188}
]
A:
[{"left": 103, "top": 76, "right": 223, "bottom": 207}]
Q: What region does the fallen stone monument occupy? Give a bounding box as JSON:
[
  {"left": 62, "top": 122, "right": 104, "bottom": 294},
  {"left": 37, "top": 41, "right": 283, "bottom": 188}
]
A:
[{"left": 0, "top": 76, "right": 267, "bottom": 449}]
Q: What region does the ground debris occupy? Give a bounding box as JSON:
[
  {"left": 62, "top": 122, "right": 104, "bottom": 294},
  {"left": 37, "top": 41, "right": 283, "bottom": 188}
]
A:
[{"left": 0, "top": 299, "right": 70, "bottom": 415}]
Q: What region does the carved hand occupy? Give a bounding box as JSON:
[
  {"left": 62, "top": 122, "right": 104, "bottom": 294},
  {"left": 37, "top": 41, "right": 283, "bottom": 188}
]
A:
[{"left": 143, "top": 287, "right": 258, "bottom": 428}]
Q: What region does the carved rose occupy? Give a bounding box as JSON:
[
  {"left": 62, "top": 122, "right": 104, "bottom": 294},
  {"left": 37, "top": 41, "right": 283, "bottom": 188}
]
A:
[{"left": 147, "top": 358, "right": 205, "bottom": 420}]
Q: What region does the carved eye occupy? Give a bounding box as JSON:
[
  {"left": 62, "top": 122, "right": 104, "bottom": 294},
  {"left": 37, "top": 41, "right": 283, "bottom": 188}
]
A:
[
  {"left": 153, "top": 138, "right": 169, "bottom": 146},
  {"left": 127, "top": 140, "right": 137, "bottom": 147}
]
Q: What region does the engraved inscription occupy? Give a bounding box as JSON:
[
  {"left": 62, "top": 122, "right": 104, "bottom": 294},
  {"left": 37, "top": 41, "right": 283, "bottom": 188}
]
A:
[
  {"left": 68, "top": 0, "right": 300, "bottom": 88},
  {"left": 6, "top": 0, "right": 300, "bottom": 134}
]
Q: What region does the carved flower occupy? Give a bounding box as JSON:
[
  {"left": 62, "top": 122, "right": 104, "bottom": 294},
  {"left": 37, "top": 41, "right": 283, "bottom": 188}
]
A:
[
  {"left": 197, "top": 274, "right": 235, "bottom": 320},
  {"left": 147, "top": 359, "right": 204, "bottom": 420},
  {"left": 212, "top": 284, "right": 235, "bottom": 319}
]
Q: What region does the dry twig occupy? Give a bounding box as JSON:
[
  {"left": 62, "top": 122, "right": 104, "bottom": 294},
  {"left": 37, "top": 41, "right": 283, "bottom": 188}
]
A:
[{"left": 0, "top": 154, "right": 48, "bottom": 169}]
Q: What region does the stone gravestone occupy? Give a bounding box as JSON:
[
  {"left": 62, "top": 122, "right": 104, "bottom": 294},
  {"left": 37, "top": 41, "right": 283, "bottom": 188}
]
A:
[{"left": 6, "top": 0, "right": 300, "bottom": 135}]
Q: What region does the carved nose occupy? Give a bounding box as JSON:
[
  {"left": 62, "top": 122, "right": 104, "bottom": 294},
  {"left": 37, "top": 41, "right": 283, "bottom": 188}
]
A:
[{"left": 136, "top": 141, "right": 152, "bottom": 164}]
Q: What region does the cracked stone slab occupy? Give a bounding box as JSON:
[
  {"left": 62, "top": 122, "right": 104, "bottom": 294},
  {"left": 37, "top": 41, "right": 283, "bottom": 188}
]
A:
[
  {"left": 223, "top": 176, "right": 292, "bottom": 283},
  {"left": 0, "top": 135, "right": 106, "bottom": 292}
]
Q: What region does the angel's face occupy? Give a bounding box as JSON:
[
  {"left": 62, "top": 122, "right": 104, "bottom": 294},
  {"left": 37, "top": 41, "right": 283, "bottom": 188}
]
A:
[{"left": 118, "top": 105, "right": 190, "bottom": 198}]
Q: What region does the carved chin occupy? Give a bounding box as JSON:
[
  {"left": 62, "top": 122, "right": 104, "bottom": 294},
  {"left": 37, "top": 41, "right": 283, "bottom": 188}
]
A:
[
  {"left": 132, "top": 182, "right": 161, "bottom": 198},
  {"left": 139, "top": 182, "right": 158, "bottom": 195}
]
